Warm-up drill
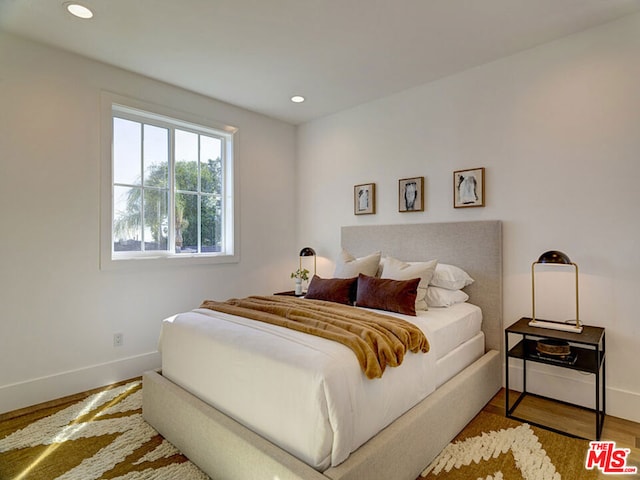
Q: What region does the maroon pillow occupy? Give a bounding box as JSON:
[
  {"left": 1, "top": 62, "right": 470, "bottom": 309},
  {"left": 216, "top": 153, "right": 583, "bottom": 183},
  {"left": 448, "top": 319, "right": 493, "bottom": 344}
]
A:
[
  {"left": 305, "top": 275, "right": 357, "bottom": 305},
  {"left": 355, "top": 274, "right": 420, "bottom": 316}
]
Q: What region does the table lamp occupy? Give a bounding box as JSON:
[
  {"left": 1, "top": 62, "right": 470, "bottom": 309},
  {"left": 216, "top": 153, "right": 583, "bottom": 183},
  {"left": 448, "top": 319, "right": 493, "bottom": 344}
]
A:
[
  {"left": 528, "top": 250, "right": 582, "bottom": 333},
  {"left": 299, "top": 247, "right": 316, "bottom": 277}
]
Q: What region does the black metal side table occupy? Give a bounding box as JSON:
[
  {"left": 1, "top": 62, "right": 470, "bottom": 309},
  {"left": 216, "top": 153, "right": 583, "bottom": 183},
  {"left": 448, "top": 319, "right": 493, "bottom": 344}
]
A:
[{"left": 505, "top": 317, "right": 606, "bottom": 440}]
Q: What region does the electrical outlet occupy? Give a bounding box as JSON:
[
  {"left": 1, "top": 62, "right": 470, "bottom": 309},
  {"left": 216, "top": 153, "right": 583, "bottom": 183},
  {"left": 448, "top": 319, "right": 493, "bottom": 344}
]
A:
[{"left": 113, "top": 333, "right": 124, "bottom": 347}]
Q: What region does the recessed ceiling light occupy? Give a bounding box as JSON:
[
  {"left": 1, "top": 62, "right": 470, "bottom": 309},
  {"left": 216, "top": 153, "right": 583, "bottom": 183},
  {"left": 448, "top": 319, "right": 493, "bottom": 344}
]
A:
[
  {"left": 291, "top": 95, "right": 305, "bottom": 103},
  {"left": 64, "top": 3, "right": 94, "bottom": 19}
]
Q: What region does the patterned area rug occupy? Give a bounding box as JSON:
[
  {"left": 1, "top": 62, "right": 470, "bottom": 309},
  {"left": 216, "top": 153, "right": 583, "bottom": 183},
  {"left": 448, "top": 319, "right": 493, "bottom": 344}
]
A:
[
  {"left": 420, "top": 411, "right": 599, "bottom": 480},
  {"left": 0, "top": 381, "right": 610, "bottom": 480},
  {"left": 0, "top": 380, "right": 209, "bottom": 480}
]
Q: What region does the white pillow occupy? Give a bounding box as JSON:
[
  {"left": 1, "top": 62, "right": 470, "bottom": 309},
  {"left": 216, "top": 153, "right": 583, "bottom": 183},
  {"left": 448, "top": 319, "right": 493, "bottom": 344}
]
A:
[
  {"left": 430, "top": 264, "right": 474, "bottom": 290},
  {"left": 334, "top": 250, "right": 381, "bottom": 278},
  {"left": 380, "top": 257, "right": 438, "bottom": 311},
  {"left": 426, "top": 286, "right": 469, "bottom": 308}
]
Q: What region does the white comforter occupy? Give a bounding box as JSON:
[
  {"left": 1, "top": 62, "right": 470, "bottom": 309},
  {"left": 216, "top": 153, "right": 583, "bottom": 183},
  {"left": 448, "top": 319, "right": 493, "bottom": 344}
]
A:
[{"left": 160, "top": 304, "right": 480, "bottom": 470}]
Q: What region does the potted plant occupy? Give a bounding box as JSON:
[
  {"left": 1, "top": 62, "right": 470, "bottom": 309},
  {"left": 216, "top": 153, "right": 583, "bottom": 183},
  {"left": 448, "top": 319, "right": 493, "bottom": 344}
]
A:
[{"left": 290, "top": 268, "right": 310, "bottom": 295}]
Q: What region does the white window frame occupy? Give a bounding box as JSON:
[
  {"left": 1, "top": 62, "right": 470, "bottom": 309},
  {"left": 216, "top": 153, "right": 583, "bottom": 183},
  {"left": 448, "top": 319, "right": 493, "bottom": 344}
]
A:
[{"left": 100, "top": 92, "right": 239, "bottom": 269}]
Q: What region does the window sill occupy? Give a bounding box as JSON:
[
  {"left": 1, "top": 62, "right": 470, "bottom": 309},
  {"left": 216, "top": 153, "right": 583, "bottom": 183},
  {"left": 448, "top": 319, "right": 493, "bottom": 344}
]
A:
[{"left": 100, "top": 252, "right": 239, "bottom": 271}]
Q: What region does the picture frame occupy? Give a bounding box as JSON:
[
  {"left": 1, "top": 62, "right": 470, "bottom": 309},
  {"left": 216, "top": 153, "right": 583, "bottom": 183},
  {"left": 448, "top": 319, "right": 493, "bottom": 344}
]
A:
[
  {"left": 398, "top": 176, "right": 424, "bottom": 212},
  {"left": 454, "top": 167, "right": 485, "bottom": 208},
  {"left": 354, "top": 183, "right": 376, "bottom": 215}
]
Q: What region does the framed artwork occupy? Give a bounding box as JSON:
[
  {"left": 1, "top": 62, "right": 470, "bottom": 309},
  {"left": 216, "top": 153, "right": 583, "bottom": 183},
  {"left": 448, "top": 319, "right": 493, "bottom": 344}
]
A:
[
  {"left": 454, "top": 167, "right": 485, "bottom": 208},
  {"left": 398, "top": 176, "right": 424, "bottom": 212},
  {"left": 354, "top": 183, "right": 376, "bottom": 215}
]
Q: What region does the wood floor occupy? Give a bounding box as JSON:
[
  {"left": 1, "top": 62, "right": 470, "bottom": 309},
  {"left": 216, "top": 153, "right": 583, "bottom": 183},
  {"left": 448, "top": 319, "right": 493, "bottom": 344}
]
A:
[
  {"left": 485, "top": 388, "right": 640, "bottom": 470},
  {"left": 0, "top": 377, "right": 141, "bottom": 423}
]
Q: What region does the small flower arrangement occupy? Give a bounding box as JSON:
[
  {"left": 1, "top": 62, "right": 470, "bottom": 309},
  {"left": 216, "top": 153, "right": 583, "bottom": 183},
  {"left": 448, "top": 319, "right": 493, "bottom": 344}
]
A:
[{"left": 290, "top": 268, "right": 310, "bottom": 282}]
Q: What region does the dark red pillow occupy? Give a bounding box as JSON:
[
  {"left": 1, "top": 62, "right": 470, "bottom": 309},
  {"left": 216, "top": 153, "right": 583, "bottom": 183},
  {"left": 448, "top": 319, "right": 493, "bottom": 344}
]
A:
[
  {"left": 305, "top": 275, "right": 357, "bottom": 305},
  {"left": 355, "top": 274, "right": 420, "bottom": 316}
]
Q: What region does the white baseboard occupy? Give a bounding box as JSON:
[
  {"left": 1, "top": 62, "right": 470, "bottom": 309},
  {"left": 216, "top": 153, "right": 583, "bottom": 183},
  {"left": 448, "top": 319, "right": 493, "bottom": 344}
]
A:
[
  {"left": 0, "top": 351, "right": 161, "bottom": 415},
  {"left": 606, "top": 387, "right": 640, "bottom": 424},
  {"left": 506, "top": 363, "right": 640, "bottom": 423}
]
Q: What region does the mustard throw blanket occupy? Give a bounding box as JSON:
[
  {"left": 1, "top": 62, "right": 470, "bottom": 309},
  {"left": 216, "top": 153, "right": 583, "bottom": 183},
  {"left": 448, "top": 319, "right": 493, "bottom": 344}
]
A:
[{"left": 199, "top": 296, "right": 429, "bottom": 379}]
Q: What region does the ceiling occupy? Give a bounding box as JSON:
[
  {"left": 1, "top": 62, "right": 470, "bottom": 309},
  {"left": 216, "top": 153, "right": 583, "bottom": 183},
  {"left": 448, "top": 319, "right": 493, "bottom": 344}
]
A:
[{"left": 1, "top": 0, "right": 639, "bottom": 125}]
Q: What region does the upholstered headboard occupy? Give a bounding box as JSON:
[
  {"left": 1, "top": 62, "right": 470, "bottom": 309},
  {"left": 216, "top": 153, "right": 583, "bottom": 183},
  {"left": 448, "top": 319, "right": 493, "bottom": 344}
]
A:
[{"left": 341, "top": 221, "right": 503, "bottom": 352}]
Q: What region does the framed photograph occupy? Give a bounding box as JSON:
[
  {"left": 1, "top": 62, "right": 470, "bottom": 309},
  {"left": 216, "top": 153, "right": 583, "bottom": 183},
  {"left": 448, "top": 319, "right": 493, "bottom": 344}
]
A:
[
  {"left": 398, "top": 176, "right": 424, "bottom": 212},
  {"left": 354, "top": 183, "right": 376, "bottom": 215},
  {"left": 454, "top": 167, "right": 485, "bottom": 208}
]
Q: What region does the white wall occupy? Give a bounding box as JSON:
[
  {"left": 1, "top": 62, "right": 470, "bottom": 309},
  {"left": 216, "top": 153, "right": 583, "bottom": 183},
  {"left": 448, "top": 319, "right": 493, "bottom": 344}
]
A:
[
  {"left": 0, "top": 33, "right": 298, "bottom": 413},
  {"left": 297, "top": 13, "right": 640, "bottom": 422}
]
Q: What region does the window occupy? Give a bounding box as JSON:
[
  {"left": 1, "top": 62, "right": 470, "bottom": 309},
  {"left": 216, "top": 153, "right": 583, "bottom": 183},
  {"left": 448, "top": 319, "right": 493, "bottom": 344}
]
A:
[{"left": 102, "top": 96, "right": 237, "bottom": 266}]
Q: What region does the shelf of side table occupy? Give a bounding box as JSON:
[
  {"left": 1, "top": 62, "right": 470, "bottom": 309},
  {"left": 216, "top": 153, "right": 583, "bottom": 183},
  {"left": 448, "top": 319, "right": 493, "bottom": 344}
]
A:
[{"left": 505, "top": 317, "right": 606, "bottom": 440}]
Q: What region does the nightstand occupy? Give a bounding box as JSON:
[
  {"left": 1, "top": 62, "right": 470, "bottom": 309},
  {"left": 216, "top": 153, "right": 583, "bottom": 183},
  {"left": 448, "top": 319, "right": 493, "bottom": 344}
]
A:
[
  {"left": 273, "top": 290, "right": 305, "bottom": 297},
  {"left": 505, "top": 317, "right": 606, "bottom": 440}
]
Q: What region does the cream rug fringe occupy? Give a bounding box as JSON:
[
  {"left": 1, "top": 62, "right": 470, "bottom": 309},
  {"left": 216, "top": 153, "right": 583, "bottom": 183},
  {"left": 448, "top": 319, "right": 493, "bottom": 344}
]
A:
[{"left": 422, "top": 423, "right": 560, "bottom": 480}]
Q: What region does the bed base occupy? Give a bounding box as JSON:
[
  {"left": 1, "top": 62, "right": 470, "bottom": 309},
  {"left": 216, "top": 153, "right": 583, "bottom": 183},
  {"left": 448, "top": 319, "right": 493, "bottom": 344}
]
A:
[{"left": 143, "top": 349, "right": 501, "bottom": 480}]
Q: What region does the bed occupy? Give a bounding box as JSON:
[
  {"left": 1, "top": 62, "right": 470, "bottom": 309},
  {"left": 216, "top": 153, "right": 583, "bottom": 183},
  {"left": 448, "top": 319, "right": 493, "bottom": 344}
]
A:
[{"left": 143, "top": 220, "right": 503, "bottom": 480}]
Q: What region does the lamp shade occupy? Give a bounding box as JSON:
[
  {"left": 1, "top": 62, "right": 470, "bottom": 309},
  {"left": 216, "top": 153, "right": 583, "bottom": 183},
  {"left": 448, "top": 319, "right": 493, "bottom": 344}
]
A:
[
  {"left": 537, "top": 250, "right": 572, "bottom": 265},
  {"left": 299, "top": 247, "right": 316, "bottom": 257}
]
